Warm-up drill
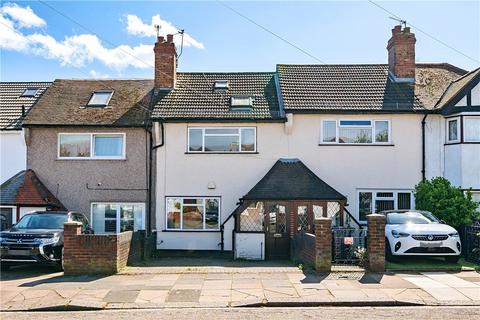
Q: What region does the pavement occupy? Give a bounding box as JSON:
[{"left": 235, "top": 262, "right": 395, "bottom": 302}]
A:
[{"left": 1, "top": 262, "right": 480, "bottom": 311}]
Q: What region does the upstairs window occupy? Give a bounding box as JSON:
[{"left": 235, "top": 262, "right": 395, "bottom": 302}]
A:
[
  {"left": 446, "top": 118, "right": 460, "bottom": 143},
  {"left": 21, "top": 88, "right": 39, "bottom": 97},
  {"left": 58, "top": 133, "right": 125, "bottom": 159},
  {"left": 87, "top": 90, "right": 113, "bottom": 107},
  {"left": 321, "top": 120, "right": 390, "bottom": 144},
  {"left": 464, "top": 117, "right": 480, "bottom": 142},
  {"left": 188, "top": 127, "right": 256, "bottom": 153}
]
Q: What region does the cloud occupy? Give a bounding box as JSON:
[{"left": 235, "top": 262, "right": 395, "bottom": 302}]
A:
[
  {"left": 125, "top": 14, "right": 204, "bottom": 49},
  {"left": 89, "top": 69, "right": 110, "bottom": 79},
  {"left": 0, "top": 3, "right": 46, "bottom": 28},
  {"left": 0, "top": 3, "right": 203, "bottom": 71}
]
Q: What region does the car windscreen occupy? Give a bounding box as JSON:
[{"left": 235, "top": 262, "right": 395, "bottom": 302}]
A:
[
  {"left": 387, "top": 211, "right": 440, "bottom": 224},
  {"left": 14, "top": 214, "right": 68, "bottom": 229}
]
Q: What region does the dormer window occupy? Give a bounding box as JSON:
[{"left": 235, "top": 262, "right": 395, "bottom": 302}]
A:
[
  {"left": 87, "top": 90, "right": 114, "bottom": 107},
  {"left": 21, "top": 88, "right": 39, "bottom": 97},
  {"left": 213, "top": 80, "right": 229, "bottom": 91},
  {"left": 230, "top": 95, "right": 254, "bottom": 112}
]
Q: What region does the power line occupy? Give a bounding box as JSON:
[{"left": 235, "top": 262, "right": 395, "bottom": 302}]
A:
[
  {"left": 216, "top": 0, "right": 326, "bottom": 64},
  {"left": 368, "top": 0, "right": 480, "bottom": 64}
]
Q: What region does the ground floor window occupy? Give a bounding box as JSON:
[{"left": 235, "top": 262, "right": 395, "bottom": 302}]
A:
[
  {"left": 91, "top": 202, "right": 145, "bottom": 234},
  {"left": 358, "top": 190, "right": 413, "bottom": 222},
  {"left": 0, "top": 206, "right": 16, "bottom": 231},
  {"left": 166, "top": 197, "right": 220, "bottom": 230}
]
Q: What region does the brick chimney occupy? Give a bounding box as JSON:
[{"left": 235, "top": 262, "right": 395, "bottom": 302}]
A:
[
  {"left": 154, "top": 34, "right": 177, "bottom": 90},
  {"left": 387, "top": 25, "right": 416, "bottom": 83}
]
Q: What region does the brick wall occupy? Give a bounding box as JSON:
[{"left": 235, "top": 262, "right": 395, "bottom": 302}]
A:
[
  {"left": 154, "top": 35, "right": 176, "bottom": 89},
  {"left": 291, "top": 232, "right": 316, "bottom": 267},
  {"left": 367, "top": 214, "right": 386, "bottom": 272},
  {"left": 63, "top": 222, "right": 134, "bottom": 275},
  {"left": 314, "top": 218, "right": 332, "bottom": 272}
]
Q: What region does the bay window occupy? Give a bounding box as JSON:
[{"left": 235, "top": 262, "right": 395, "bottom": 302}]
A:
[
  {"left": 321, "top": 120, "right": 390, "bottom": 144},
  {"left": 464, "top": 117, "right": 480, "bottom": 142},
  {"left": 91, "top": 203, "right": 145, "bottom": 234},
  {"left": 188, "top": 127, "right": 256, "bottom": 153},
  {"left": 59, "top": 133, "right": 125, "bottom": 159},
  {"left": 358, "top": 190, "right": 413, "bottom": 222},
  {"left": 446, "top": 118, "right": 460, "bottom": 143},
  {"left": 166, "top": 197, "right": 220, "bottom": 230}
]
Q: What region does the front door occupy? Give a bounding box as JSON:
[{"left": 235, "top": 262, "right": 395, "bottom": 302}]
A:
[{"left": 264, "top": 202, "right": 289, "bottom": 259}]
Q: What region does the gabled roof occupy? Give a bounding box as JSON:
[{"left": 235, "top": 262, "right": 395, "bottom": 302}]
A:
[
  {"left": 152, "top": 72, "right": 283, "bottom": 121},
  {"left": 0, "top": 82, "right": 51, "bottom": 130},
  {"left": 276, "top": 64, "right": 466, "bottom": 112},
  {"left": 434, "top": 67, "right": 480, "bottom": 109},
  {"left": 241, "top": 159, "right": 346, "bottom": 201},
  {"left": 0, "top": 170, "right": 65, "bottom": 209},
  {"left": 23, "top": 79, "right": 153, "bottom": 127}
]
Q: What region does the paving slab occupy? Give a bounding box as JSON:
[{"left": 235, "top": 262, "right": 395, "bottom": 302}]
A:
[
  {"left": 165, "top": 289, "right": 201, "bottom": 303},
  {"left": 103, "top": 290, "right": 139, "bottom": 303}
]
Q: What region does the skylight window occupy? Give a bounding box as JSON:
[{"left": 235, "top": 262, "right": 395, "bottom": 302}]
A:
[
  {"left": 21, "top": 88, "right": 39, "bottom": 97},
  {"left": 87, "top": 90, "right": 114, "bottom": 107},
  {"left": 230, "top": 96, "right": 254, "bottom": 111},
  {"left": 213, "top": 80, "right": 229, "bottom": 91}
]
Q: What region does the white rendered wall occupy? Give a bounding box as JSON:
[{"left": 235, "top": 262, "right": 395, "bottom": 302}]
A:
[
  {"left": 461, "top": 144, "right": 480, "bottom": 189},
  {"left": 234, "top": 233, "right": 265, "bottom": 260},
  {"left": 0, "top": 130, "right": 26, "bottom": 184},
  {"left": 425, "top": 115, "right": 444, "bottom": 180},
  {"left": 155, "top": 114, "right": 424, "bottom": 250}
]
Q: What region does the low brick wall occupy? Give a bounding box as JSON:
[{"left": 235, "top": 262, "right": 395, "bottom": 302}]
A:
[
  {"left": 291, "top": 232, "right": 316, "bottom": 267},
  {"left": 63, "top": 222, "right": 133, "bottom": 275},
  {"left": 367, "top": 214, "right": 386, "bottom": 272},
  {"left": 314, "top": 218, "right": 332, "bottom": 272}
]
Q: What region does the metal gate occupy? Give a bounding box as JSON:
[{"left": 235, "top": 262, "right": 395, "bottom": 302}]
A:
[{"left": 332, "top": 228, "right": 367, "bottom": 264}]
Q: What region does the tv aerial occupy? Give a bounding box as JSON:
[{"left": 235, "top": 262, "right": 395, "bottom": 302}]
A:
[{"left": 389, "top": 17, "right": 407, "bottom": 28}]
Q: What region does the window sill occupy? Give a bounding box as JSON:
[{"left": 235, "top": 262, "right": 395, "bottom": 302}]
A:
[
  {"left": 184, "top": 152, "right": 259, "bottom": 154},
  {"left": 445, "top": 142, "right": 480, "bottom": 145},
  {"left": 162, "top": 229, "right": 221, "bottom": 233},
  {"left": 56, "top": 157, "right": 127, "bottom": 161},
  {"left": 318, "top": 143, "right": 394, "bottom": 147}
]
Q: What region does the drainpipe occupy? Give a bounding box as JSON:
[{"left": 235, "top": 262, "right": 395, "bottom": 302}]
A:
[{"left": 421, "top": 113, "right": 428, "bottom": 180}]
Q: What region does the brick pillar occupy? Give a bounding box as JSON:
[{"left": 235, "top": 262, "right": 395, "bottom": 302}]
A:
[
  {"left": 63, "top": 221, "right": 82, "bottom": 274},
  {"left": 314, "top": 217, "right": 332, "bottom": 272},
  {"left": 367, "top": 214, "right": 386, "bottom": 272}
]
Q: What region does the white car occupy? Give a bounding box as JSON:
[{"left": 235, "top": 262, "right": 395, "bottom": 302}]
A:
[{"left": 384, "top": 210, "right": 461, "bottom": 263}]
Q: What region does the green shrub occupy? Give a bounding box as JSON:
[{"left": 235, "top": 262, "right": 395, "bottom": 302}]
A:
[{"left": 414, "top": 177, "right": 479, "bottom": 229}]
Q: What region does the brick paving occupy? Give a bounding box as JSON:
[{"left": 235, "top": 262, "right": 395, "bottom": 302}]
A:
[{"left": 1, "top": 265, "right": 480, "bottom": 311}]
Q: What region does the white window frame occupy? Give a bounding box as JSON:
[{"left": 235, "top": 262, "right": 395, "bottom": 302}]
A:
[
  {"left": 90, "top": 202, "right": 145, "bottom": 234},
  {"left": 165, "top": 197, "right": 221, "bottom": 231},
  {"left": 357, "top": 189, "right": 414, "bottom": 223},
  {"left": 187, "top": 127, "right": 257, "bottom": 153},
  {"left": 463, "top": 116, "right": 480, "bottom": 142},
  {"left": 58, "top": 133, "right": 126, "bottom": 160},
  {"left": 0, "top": 205, "right": 17, "bottom": 225},
  {"left": 320, "top": 120, "right": 391, "bottom": 145},
  {"left": 446, "top": 118, "right": 460, "bottom": 143},
  {"left": 87, "top": 90, "right": 114, "bottom": 107}
]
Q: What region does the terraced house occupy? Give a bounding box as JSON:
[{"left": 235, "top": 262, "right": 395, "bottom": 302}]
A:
[{"left": 0, "top": 25, "right": 478, "bottom": 260}]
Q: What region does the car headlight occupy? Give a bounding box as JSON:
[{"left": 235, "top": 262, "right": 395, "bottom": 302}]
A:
[
  {"left": 36, "top": 236, "right": 60, "bottom": 245},
  {"left": 448, "top": 232, "right": 459, "bottom": 237},
  {"left": 391, "top": 230, "right": 410, "bottom": 238}
]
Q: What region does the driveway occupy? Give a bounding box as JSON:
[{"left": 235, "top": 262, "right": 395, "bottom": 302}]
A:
[{"left": 1, "top": 262, "right": 480, "bottom": 311}]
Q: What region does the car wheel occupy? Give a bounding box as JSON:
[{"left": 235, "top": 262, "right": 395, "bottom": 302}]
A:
[
  {"left": 385, "top": 238, "right": 394, "bottom": 261},
  {"left": 1, "top": 264, "right": 11, "bottom": 272},
  {"left": 445, "top": 256, "right": 460, "bottom": 263}
]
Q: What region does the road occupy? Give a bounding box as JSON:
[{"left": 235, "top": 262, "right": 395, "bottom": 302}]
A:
[{"left": 2, "top": 306, "right": 480, "bottom": 320}]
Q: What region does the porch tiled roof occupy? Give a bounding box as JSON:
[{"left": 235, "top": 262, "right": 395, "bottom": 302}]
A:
[
  {"left": 0, "top": 82, "right": 51, "bottom": 130},
  {"left": 241, "top": 158, "right": 346, "bottom": 201},
  {"left": 0, "top": 170, "right": 65, "bottom": 209}
]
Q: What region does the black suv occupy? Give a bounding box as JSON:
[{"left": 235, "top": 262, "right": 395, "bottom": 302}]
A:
[{"left": 0, "top": 211, "right": 92, "bottom": 271}]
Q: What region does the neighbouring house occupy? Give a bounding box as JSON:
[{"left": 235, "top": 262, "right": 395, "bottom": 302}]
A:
[
  {"left": 0, "top": 169, "right": 65, "bottom": 230},
  {"left": 22, "top": 80, "right": 154, "bottom": 235},
  {"left": 150, "top": 26, "right": 468, "bottom": 259},
  {"left": 425, "top": 67, "right": 480, "bottom": 205},
  {"left": 0, "top": 82, "right": 51, "bottom": 184}
]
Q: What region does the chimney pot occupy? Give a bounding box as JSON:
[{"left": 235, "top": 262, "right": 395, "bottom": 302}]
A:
[
  {"left": 158, "top": 36, "right": 165, "bottom": 43},
  {"left": 167, "top": 34, "right": 174, "bottom": 43}
]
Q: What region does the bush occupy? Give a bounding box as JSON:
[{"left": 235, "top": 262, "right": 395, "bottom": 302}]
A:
[{"left": 414, "top": 177, "right": 479, "bottom": 229}]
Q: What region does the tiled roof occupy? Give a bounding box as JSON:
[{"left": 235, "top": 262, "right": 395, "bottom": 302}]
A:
[
  {"left": 0, "top": 170, "right": 65, "bottom": 209},
  {"left": 0, "top": 82, "right": 51, "bottom": 130},
  {"left": 241, "top": 159, "right": 346, "bottom": 201},
  {"left": 276, "top": 64, "right": 466, "bottom": 112},
  {"left": 152, "top": 72, "right": 283, "bottom": 121},
  {"left": 23, "top": 79, "right": 153, "bottom": 127},
  {"left": 434, "top": 67, "right": 480, "bottom": 109}
]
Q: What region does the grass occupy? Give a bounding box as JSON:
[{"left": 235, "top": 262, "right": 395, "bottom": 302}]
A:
[{"left": 386, "top": 256, "right": 480, "bottom": 272}]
